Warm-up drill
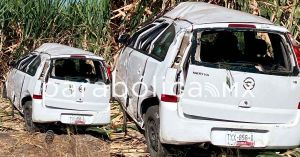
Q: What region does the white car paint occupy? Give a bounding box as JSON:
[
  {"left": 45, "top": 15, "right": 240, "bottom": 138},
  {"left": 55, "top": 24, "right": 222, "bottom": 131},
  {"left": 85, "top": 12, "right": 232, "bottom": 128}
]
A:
[
  {"left": 5, "top": 43, "right": 111, "bottom": 125},
  {"left": 113, "top": 2, "right": 300, "bottom": 149}
]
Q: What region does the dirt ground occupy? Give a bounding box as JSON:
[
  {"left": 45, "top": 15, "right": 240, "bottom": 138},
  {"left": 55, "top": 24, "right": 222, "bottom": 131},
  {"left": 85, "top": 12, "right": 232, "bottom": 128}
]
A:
[
  {"left": 110, "top": 103, "right": 149, "bottom": 157},
  {"left": 0, "top": 98, "right": 149, "bottom": 157},
  {"left": 0, "top": 98, "right": 110, "bottom": 157},
  {"left": 2, "top": 97, "right": 300, "bottom": 157}
]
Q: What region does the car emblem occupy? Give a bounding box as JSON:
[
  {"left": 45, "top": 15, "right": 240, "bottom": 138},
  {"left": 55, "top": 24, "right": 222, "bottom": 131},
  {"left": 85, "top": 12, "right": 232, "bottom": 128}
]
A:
[
  {"left": 243, "top": 77, "right": 255, "bottom": 90},
  {"left": 78, "top": 85, "right": 85, "bottom": 93}
]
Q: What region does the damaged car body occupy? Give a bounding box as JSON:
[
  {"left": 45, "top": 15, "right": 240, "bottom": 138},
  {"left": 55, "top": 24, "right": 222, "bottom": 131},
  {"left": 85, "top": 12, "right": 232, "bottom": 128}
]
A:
[
  {"left": 113, "top": 2, "right": 300, "bottom": 157},
  {"left": 4, "top": 43, "right": 111, "bottom": 132}
]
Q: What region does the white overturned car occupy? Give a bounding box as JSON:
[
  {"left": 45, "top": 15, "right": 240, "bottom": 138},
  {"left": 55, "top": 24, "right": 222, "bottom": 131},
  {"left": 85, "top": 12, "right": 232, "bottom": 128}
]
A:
[
  {"left": 3, "top": 43, "right": 111, "bottom": 132},
  {"left": 113, "top": 2, "right": 300, "bottom": 156}
]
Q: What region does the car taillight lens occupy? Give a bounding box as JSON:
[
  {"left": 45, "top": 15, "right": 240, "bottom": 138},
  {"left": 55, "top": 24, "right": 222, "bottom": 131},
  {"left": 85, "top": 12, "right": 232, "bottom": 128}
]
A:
[
  {"left": 161, "top": 94, "right": 178, "bottom": 103},
  {"left": 70, "top": 55, "right": 86, "bottom": 59},
  {"left": 228, "top": 24, "right": 256, "bottom": 28},
  {"left": 287, "top": 33, "right": 300, "bottom": 65},
  {"left": 106, "top": 66, "right": 111, "bottom": 80},
  {"left": 293, "top": 46, "right": 300, "bottom": 64},
  {"left": 33, "top": 94, "right": 43, "bottom": 100}
]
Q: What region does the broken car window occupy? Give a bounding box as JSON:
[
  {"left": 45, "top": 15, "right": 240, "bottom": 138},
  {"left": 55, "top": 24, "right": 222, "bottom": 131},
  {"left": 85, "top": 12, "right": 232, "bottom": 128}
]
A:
[
  {"left": 128, "top": 24, "right": 156, "bottom": 48},
  {"left": 150, "top": 24, "right": 176, "bottom": 61},
  {"left": 192, "top": 30, "right": 292, "bottom": 75},
  {"left": 19, "top": 55, "right": 38, "bottom": 72},
  {"left": 26, "top": 56, "right": 41, "bottom": 76},
  {"left": 138, "top": 23, "right": 169, "bottom": 53},
  {"left": 50, "top": 58, "right": 104, "bottom": 84}
]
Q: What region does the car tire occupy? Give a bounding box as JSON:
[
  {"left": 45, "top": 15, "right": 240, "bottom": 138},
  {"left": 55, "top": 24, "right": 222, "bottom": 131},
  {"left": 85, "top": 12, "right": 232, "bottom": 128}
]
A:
[
  {"left": 23, "top": 101, "right": 39, "bottom": 133},
  {"left": 144, "top": 106, "right": 171, "bottom": 157}
]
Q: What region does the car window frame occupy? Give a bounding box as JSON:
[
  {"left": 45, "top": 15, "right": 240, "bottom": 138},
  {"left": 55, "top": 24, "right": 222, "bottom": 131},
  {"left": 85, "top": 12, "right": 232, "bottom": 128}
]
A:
[
  {"left": 18, "top": 54, "right": 38, "bottom": 72},
  {"left": 149, "top": 24, "right": 176, "bottom": 61},
  {"left": 49, "top": 57, "right": 106, "bottom": 84},
  {"left": 134, "top": 23, "right": 169, "bottom": 52},
  {"left": 128, "top": 24, "right": 156, "bottom": 48},
  {"left": 25, "top": 55, "right": 42, "bottom": 76},
  {"left": 14, "top": 54, "right": 30, "bottom": 69},
  {"left": 190, "top": 28, "right": 295, "bottom": 76}
]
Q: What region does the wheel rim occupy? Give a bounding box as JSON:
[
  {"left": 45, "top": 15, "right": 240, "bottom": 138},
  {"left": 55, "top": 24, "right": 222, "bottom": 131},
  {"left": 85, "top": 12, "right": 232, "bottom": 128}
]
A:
[{"left": 147, "top": 118, "right": 159, "bottom": 152}]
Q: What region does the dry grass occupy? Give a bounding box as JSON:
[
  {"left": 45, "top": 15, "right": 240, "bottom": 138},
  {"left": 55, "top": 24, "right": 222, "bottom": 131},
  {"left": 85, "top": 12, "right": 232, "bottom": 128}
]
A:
[
  {"left": 3, "top": 98, "right": 300, "bottom": 157},
  {"left": 0, "top": 98, "right": 149, "bottom": 157},
  {"left": 0, "top": 98, "right": 110, "bottom": 157},
  {"left": 110, "top": 102, "right": 149, "bottom": 157}
]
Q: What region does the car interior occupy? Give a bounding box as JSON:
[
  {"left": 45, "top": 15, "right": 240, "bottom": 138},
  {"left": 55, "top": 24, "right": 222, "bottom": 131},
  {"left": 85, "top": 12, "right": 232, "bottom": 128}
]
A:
[
  {"left": 50, "top": 58, "right": 104, "bottom": 83},
  {"left": 190, "top": 29, "right": 293, "bottom": 75}
]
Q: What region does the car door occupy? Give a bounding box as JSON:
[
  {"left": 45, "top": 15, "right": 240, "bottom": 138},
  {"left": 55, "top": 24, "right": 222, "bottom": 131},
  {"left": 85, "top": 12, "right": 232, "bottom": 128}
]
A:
[
  {"left": 12, "top": 54, "right": 37, "bottom": 109},
  {"left": 6, "top": 54, "right": 30, "bottom": 101},
  {"left": 19, "top": 56, "right": 42, "bottom": 110},
  {"left": 114, "top": 24, "right": 157, "bottom": 107},
  {"left": 137, "top": 24, "right": 177, "bottom": 118},
  {"left": 126, "top": 23, "right": 170, "bottom": 118}
]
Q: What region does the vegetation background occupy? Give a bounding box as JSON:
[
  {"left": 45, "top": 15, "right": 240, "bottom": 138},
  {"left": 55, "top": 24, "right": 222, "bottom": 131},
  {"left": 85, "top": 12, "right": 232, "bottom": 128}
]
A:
[{"left": 0, "top": 0, "right": 299, "bottom": 85}]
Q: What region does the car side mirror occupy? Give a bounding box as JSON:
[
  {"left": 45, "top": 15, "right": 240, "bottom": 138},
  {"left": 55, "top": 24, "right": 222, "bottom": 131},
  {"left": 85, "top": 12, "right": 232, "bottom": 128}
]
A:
[{"left": 118, "top": 33, "right": 130, "bottom": 45}]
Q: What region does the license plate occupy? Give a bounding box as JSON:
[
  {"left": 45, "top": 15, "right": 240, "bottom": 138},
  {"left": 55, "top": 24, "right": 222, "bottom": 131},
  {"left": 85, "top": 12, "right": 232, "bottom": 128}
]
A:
[
  {"left": 226, "top": 131, "right": 255, "bottom": 147},
  {"left": 69, "top": 115, "right": 86, "bottom": 124}
]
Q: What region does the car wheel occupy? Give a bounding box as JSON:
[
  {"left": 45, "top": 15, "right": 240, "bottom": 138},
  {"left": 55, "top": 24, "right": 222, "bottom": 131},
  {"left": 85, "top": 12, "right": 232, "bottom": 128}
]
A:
[
  {"left": 144, "top": 106, "right": 171, "bottom": 157},
  {"left": 23, "top": 101, "right": 39, "bottom": 133}
]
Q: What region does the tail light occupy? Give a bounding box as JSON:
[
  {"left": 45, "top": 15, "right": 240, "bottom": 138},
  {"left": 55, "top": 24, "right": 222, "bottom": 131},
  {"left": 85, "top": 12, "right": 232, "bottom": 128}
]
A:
[
  {"left": 106, "top": 66, "right": 112, "bottom": 80},
  {"left": 70, "top": 55, "right": 86, "bottom": 59},
  {"left": 33, "top": 94, "right": 43, "bottom": 100},
  {"left": 102, "top": 61, "right": 111, "bottom": 81},
  {"left": 287, "top": 33, "right": 300, "bottom": 65},
  {"left": 161, "top": 94, "right": 178, "bottom": 103},
  {"left": 228, "top": 24, "right": 256, "bottom": 28}
]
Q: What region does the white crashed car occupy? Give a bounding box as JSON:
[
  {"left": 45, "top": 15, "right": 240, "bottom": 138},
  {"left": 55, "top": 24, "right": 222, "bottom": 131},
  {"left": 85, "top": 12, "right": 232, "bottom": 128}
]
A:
[
  {"left": 113, "top": 2, "right": 300, "bottom": 156},
  {"left": 3, "top": 43, "right": 111, "bottom": 132}
]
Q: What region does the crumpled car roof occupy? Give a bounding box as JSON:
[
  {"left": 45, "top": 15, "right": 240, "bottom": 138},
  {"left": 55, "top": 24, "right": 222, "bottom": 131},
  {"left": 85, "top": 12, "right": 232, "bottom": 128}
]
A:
[
  {"left": 34, "top": 43, "right": 103, "bottom": 59},
  {"left": 164, "top": 2, "right": 272, "bottom": 25}
]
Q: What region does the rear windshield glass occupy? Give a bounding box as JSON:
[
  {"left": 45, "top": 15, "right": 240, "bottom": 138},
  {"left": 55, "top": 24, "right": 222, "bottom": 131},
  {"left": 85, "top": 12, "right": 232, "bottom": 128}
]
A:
[
  {"left": 50, "top": 58, "right": 104, "bottom": 84},
  {"left": 191, "top": 29, "right": 293, "bottom": 75}
]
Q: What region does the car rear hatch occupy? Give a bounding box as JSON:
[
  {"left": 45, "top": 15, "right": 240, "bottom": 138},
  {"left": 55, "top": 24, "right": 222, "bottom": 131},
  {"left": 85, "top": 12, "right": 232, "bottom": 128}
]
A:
[
  {"left": 43, "top": 55, "right": 110, "bottom": 111},
  {"left": 179, "top": 25, "right": 300, "bottom": 124}
]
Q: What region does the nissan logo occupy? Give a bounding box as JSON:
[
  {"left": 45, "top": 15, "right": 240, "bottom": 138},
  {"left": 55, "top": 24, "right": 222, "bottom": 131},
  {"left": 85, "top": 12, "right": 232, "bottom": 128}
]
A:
[{"left": 243, "top": 77, "right": 255, "bottom": 90}]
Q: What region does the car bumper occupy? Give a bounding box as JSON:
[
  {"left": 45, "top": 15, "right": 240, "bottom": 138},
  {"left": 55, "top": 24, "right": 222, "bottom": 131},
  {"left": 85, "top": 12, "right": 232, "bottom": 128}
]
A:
[
  {"left": 31, "top": 99, "right": 110, "bottom": 125},
  {"left": 159, "top": 102, "right": 300, "bottom": 149}
]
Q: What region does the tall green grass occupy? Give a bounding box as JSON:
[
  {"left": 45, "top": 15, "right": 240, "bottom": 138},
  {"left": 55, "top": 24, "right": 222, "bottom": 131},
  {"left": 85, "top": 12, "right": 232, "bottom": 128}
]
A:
[
  {"left": 0, "top": 0, "right": 111, "bottom": 82},
  {"left": 0, "top": 0, "right": 110, "bottom": 58}
]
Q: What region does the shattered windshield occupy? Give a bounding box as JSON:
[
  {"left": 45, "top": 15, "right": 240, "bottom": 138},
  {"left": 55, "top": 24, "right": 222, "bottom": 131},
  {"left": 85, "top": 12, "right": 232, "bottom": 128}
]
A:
[
  {"left": 191, "top": 29, "right": 294, "bottom": 75},
  {"left": 50, "top": 58, "right": 104, "bottom": 83}
]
